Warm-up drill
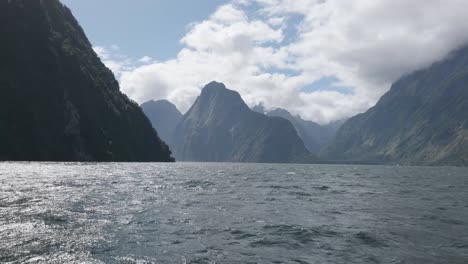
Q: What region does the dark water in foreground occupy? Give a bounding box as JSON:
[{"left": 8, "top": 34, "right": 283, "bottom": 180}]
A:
[{"left": 0, "top": 163, "right": 467, "bottom": 264}]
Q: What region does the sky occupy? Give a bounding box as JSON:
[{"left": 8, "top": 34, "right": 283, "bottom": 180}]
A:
[{"left": 62, "top": 0, "right": 468, "bottom": 124}]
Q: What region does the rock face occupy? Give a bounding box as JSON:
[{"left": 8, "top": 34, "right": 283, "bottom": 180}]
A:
[
  {"left": 0, "top": 0, "right": 173, "bottom": 161},
  {"left": 322, "top": 45, "right": 468, "bottom": 166},
  {"left": 141, "top": 100, "right": 182, "bottom": 149},
  {"left": 265, "top": 108, "right": 342, "bottom": 154},
  {"left": 172, "top": 82, "right": 310, "bottom": 163}
]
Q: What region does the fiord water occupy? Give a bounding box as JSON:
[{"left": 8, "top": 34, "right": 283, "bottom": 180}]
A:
[{"left": 0, "top": 162, "right": 467, "bottom": 263}]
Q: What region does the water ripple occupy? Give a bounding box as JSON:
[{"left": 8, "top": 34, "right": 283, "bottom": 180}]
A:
[{"left": 0, "top": 162, "right": 466, "bottom": 264}]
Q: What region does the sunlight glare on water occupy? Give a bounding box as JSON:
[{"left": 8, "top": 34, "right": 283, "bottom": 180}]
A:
[{"left": 0, "top": 162, "right": 467, "bottom": 263}]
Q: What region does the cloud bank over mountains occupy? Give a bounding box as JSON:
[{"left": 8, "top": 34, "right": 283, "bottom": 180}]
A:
[{"left": 95, "top": 0, "right": 468, "bottom": 124}]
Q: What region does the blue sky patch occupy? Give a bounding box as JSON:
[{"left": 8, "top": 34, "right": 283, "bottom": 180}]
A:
[
  {"left": 62, "top": 0, "right": 228, "bottom": 60},
  {"left": 301, "top": 76, "right": 354, "bottom": 94}
]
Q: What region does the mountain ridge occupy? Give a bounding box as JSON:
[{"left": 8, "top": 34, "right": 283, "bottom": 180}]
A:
[
  {"left": 322, "top": 44, "right": 468, "bottom": 166},
  {"left": 141, "top": 99, "right": 182, "bottom": 150},
  {"left": 0, "top": 0, "right": 174, "bottom": 161},
  {"left": 264, "top": 107, "right": 342, "bottom": 153},
  {"left": 171, "top": 81, "right": 311, "bottom": 163}
]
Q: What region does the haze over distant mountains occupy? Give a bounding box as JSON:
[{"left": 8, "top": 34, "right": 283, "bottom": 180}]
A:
[
  {"left": 143, "top": 43, "right": 468, "bottom": 166},
  {"left": 143, "top": 82, "right": 311, "bottom": 163},
  {"left": 0, "top": 0, "right": 173, "bottom": 161},
  {"left": 322, "top": 45, "right": 468, "bottom": 166},
  {"left": 253, "top": 105, "right": 344, "bottom": 154},
  {"left": 143, "top": 95, "right": 342, "bottom": 161},
  {"left": 2, "top": 0, "right": 467, "bottom": 166},
  {"left": 141, "top": 100, "right": 182, "bottom": 149}
]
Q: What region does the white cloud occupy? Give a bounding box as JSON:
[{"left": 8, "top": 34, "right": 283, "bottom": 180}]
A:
[
  {"left": 138, "top": 56, "right": 153, "bottom": 64},
  {"left": 93, "top": 46, "right": 111, "bottom": 60},
  {"left": 104, "top": 0, "right": 468, "bottom": 124},
  {"left": 93, "top": 46, "right": 134, "bottom": 77},
  {"left": 110, "top": 44, "right": 120, "bottom": 51},
  {"left": 210, "top": 4, "right": 247, "bottom": 24},
  {"left": 267, "top": 17, "right": 285, "bottom": 27}
]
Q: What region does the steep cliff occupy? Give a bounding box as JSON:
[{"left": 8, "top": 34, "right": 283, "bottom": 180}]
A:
[
  {"left": 141, "top": 100, "right": 182, "bottom": 149},
  {"left": 173, "top": 82, "right": 310, "bottom": 163},
  {"left": 323, "top": 45, "right": 468, "bottom": 166},
  {"left": 0, "top": 0, "right": 173, "bottom": 161}
]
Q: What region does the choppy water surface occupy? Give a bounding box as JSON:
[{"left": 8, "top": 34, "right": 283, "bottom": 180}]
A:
[{"left": 0, "top": 163, "right": 467, "bottom": 264}]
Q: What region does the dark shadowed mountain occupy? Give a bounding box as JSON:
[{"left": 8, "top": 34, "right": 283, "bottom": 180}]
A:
[
  {"left": 172, "top": 82, "right": 311, "bottom": 163},
  {"left": 0, "top": 0, "right": 173, "bottom": 161},
  {"left": 322, "top": 45, "right": 468, "bottom": 166},
  {"left": 141, "top": 100, "right": 182, "bottom": 149},
  {"left": 267, "top": 108, "right": 342, "bottom": 153},
  {"left": 253, "top": 105, "right": 343, "bottom": 153}
]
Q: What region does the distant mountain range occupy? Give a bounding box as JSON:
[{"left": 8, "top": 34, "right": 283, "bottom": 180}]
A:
[
  {"left": 2, "top": 0, "right": 467, "bottom": 166},
  {"left": 141, "top": 100, "right": 182, "bottom": 150},
  {"left": 174, "top": 82, "right": 312, "bottom": 163},
  {"left": 144, "top": 42, "right": 468, "bottom": 166},
  {"left": 143, "top": 82, "right": 312, "bottom": 163},
  {"left": 322, "top": 45, "right": 468, "bottom": 166},
  {"left": 253, "top": 105, "right": 344, "bottom": 154},
  {"left": 0, "top": 0, "right": 173, "bottom": 161},
  {"left": 144, "top": 45, "right": 468, "bottom": 166}
]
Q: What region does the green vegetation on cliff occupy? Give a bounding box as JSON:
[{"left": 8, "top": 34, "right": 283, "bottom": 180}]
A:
[
  {"left": 0, "top": 0, "right": 173, "bottom": 161},
  {"left": 323, "top": 45, "right": 468, "bottom": 166}
]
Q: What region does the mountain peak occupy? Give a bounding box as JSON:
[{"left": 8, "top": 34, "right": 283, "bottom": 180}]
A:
[
  {"left": 203, "top": 81, "right": 227, "bottom": 90},
  {"left": 173, "top": 83, "right": 310, "bottom": 163},
  {"left": 141, "top": 99, "right": 181, "bottom": 113},
  {"left": 142, "top": 99, "right": 177, "bottom": 108},
  {"left": 195, "top": 82, "right": 248, "bottom": 113},
  {"left": 200, "top": 81, "right": 231, "bottom": 97},
  {"left": 265, "top": 107, "right": 340, "bottom": 153},
  {"left": 268, "top": 108, "right": 294, "bottom": 118},
  {"left": 141, "top": 99, "right": 182, "bottom": 151}
]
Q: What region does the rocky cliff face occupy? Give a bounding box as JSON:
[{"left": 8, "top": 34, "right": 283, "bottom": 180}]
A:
[
  {"left": 0, "top": 0, "right": 173, "bottom": 161},
  {"left": 172, "top": 82, "right": 310, "bottom": 163},
  {"left": 322, "top": 45, "right": 468, "bottom": 166},
  {"left": 141, "top": 100, "right": 182, "bottom": 149}
]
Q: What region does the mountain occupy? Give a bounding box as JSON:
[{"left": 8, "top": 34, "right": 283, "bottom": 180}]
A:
[
  {"left": 251, "top": 104, "right": 267, "bottom": 114},
  {"left": 322, "top": 45, "right": 468, "bottom": 166},
  {"left": 0, "top": 0, "right": 173, "bottom": 162},
  {"left": 172, "top": 82, "right": 310, "bottom": 163},
  {"left": 253, "top": 104, "right": 343, "bottom": 153},
  {"left": 141, "top": 100, "right": 182, "bottom": 148},
  {"left": 265, "top": 108, "right": 341, "bottom": 153}
]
